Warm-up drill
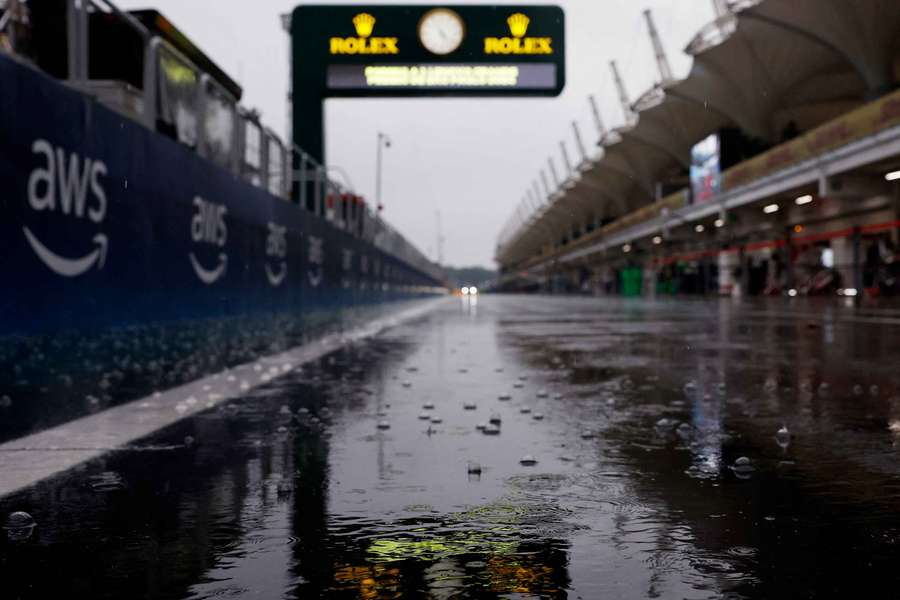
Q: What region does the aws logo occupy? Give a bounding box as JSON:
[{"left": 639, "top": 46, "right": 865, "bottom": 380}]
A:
[
  {"left": 330, "top": 13, "right": 399, "bottom": 55},
  {"left": 265, "top": 222, "right": 287, "bottom": 287},
  {"left": 484, "top": 13, "right": 553, "bottom": 55},
  {"left": 24, "top": 139, "right": 109, "bottom": 278},
  {"left": 189, "top": 196, "right": 228, "bottom": 285}
]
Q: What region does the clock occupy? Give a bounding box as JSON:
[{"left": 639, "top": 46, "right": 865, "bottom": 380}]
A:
[{"left": 417, "top": 8, "right": 465, "bottom": 55}]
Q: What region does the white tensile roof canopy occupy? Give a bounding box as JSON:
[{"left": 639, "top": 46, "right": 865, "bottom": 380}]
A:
[{"left": 497, "top": 0, "right": 900, "bottom": 267}]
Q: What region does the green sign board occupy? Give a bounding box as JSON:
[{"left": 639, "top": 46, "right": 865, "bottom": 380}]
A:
[{"left": 291, "top": 5, "right": 566, "bottom": 163}]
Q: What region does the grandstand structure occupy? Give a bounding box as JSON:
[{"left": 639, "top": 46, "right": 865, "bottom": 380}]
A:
[{"left": 496, "top": 0, "right": 900, "bottom": 297}]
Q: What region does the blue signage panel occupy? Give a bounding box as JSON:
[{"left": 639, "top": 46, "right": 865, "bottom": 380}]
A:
[{"left": 0, "top": 55, "right": 439, "bottom": 337}]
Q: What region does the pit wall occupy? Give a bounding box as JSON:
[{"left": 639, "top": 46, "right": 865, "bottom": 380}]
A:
[
  {"left": 0, "top": 53, "right": 443, "bottom": 441},
  {"left": 0, "top": 54, "right": 442, "bottom": 336}
]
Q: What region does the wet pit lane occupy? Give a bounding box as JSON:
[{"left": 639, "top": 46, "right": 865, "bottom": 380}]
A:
[{"left": 4, "top": 294, "right": 900, "bottom": 598}]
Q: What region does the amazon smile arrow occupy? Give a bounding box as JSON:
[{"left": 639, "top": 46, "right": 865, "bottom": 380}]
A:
[
  {"left": 189, "top": 252, "right": 228, "bottom": 284},
  {"left": 23, "top": 227, "right": 108, "bottom": 277}
]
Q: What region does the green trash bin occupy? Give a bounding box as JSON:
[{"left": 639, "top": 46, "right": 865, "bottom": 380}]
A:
[{"left": 620, "top": 267, "right": 643, "bottom": 297}]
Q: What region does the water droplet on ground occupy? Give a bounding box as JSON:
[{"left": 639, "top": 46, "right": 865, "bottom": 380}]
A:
[
  {"left": 532, "top": 413, "right": 545, "bottom": 421},
  {"left": 4, "top": 511, "right": 36, "bottom": 541},
  {"left": 732, "top": 456, "right": 754, "bottom": 478},
  {"left": 377, "top": 420, "right": 390, "bottom": 430},
  {"left": 498, "top": 393, "right": 512, "bottom": 401},
  {"left": 463, "top": 402, "right": 477, "bottom": 410},
  {"left": 775, "top": 425, "right": 791, "bottom": 449},
  {"left": 489, "top": 413, "right": 501, "bottom": 424},
  {"left": 520, "top": 406, "right": 532, "bottom": 414},
  {"left": 536, "top": 390, "right": 548, "bottom": 398},
  {"left": 89, "top": 471, "right": 127, "bottom": 493},
  {"left": 423, "top": 402, "right": 435, "bottom": 410},
  {"left": 467, "top": 462, "right": 482, "bottom": 474},
  {"left": 519, "top": 455, "right": 538, "bottom": 466},
  {"left": 418, "top": 412, "right": 431, "bottom": 420},
  {"left": 483, "top": 424, "right": 500, "bottom": 435}
]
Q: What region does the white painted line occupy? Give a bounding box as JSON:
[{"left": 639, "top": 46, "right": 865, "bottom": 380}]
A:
[{"left": 0, "top": 297, "right": 449, "bottom": 499}]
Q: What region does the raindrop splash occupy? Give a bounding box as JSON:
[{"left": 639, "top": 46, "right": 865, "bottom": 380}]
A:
[{"left": 4, "top": 511, "right": 36, "bottom": 541}]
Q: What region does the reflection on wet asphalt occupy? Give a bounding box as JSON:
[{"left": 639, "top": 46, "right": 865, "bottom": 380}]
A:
[{"left": 4, "top": 294, "right": 900, "bottom": 598}]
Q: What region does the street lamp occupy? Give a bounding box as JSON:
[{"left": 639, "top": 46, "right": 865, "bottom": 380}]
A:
[{"left": 376, "top": 132, "right": 391, "bottom": 212}]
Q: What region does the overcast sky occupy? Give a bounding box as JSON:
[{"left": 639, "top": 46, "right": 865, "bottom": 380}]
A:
[{"left": 117, "top": 0, "right": 715, "bottom": 268}]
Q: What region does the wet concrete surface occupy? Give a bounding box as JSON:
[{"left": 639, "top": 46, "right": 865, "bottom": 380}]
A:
[{"left": 4, "top": 294, "right": 900, "bottom": 598}]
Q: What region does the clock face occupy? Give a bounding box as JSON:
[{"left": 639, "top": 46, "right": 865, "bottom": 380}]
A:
[{"left": 418, "top": 8, "right": 465, "bottom": 55}]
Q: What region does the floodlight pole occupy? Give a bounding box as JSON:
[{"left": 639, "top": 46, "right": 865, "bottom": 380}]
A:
[
  {"left": 572, "top": 121, "right": 588, "bottom": 162},
  {"left": 588, "top": 95, "right": 607, "bottom": 141},
  {"left": 609, "top": 60, "right": 635, "bottom": 126},
  {"left": 375, "top": 132, "right": 390, "bottom": 211},
  {"left": 642, "top": 9, "right": 673, "bottom": 84},
  {"left": 711, "top": 0, "right": 729, "bottom": 18}
]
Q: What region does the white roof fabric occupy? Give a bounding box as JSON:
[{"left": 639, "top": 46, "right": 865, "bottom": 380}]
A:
[{"left": 497, "top": 0, "right": 899, "bottom": 267}]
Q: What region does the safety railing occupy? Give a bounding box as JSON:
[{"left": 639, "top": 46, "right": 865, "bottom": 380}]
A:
[
  {"left": 40, "top": 0, "right": 442, "bottom": 282},
  {"left": 61, "top": 0, "right": 331, "bottom": 206}
]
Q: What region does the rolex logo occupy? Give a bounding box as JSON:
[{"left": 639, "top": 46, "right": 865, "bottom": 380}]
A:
[
  {"left": 331, "top": 12, "right": 398, "bottom": 55},
  {"left": 484, "top": 12, "right": 552, "bottom": 55},
  {"left": 352, "top": 13, "right": 376, "bottom": 38},
  {"left": 507, "top": 13, "right": 530, "bottom": 38}
]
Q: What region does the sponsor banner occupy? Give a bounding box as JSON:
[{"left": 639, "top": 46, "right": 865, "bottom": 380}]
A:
[
  {"left": 722, "top": 87, "right": 900, "bottom": 191},
  {"left": 0, "top": 55, "right": 441, "bottom": 336},
  {"left": 690, "top": 133, "right": 720, "bottom": 204}
]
